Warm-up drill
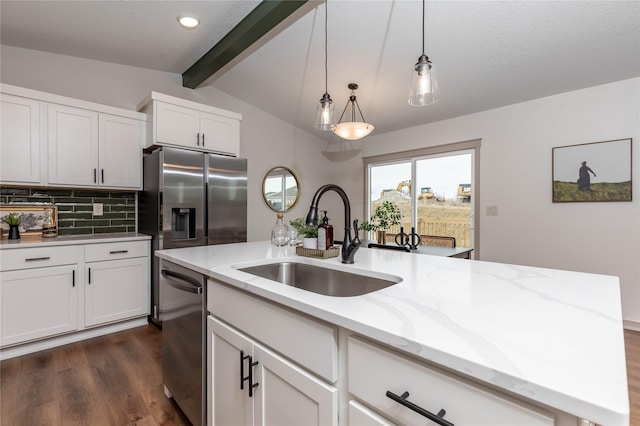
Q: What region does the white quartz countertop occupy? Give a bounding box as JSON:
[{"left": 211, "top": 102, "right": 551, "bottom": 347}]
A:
[
  {"left": 0, "top": 232, "right": 151, "bottom": 249},
  {"left": 155, "top": 241, "right": 629, "bottom": 426}
]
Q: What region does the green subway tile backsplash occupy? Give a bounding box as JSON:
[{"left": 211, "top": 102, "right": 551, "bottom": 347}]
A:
[{"left": 0, "top": 187, "right": 137, "bottom": 236}]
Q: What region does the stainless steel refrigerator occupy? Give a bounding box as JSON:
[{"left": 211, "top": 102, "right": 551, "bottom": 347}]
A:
[{"left": 139, "top": 146, "right": 247, "bottom": 426}]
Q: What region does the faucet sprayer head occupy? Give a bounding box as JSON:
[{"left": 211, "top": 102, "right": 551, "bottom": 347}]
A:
[{"left": 305, "top": 206, "right": 319, "bottom": 227}]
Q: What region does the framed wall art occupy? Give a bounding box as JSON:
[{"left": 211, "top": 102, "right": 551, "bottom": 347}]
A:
[
  {"left": 0, "top": 205, "right": 58, "bottom": 238},
  {"left": 552, "top": 138, "right": 632, "bottom": 202}
]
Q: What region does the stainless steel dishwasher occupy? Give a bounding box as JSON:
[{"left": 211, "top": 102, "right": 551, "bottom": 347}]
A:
[{"left": 160, "top": 259, "right": 206, "bottom": 425}]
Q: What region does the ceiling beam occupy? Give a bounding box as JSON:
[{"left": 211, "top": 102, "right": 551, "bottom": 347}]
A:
[{"left": 182, "top": 0, "right": 310, "bottom": 89}]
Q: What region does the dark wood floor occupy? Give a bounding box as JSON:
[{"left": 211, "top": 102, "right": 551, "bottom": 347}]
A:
[
  {"left": 0, "top": 325, "right": 190, "bottom": 426},
  {"left": 1, "top": 326, "right": 639, "bottom": 425}
]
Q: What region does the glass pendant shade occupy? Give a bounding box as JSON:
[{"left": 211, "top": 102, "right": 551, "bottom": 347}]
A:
[
  {"left": 409, "top": 54, "right": 439, "bottom": 106},
  {"left": 314, "top": 93, "right": 335, "bottom": 130}
]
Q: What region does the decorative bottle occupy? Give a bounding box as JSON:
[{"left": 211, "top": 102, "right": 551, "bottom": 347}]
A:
[
  {"left": 271, "top": 212, "right": 288, "bottom": 246},
  {"left": 317, "top": 211, "right": 334, "bottom": 250}
]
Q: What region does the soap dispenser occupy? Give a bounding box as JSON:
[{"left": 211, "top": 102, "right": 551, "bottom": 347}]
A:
[{"left": 317, "top": 211, "right": 334, "bottom": 250}]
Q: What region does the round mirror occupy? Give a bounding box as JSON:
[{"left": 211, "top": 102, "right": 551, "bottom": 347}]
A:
[{"left": 262, "top": 166, "right": 300, "bottom": 212}]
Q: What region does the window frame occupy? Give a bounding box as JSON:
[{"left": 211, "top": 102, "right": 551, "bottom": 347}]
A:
[{"left": 362, "top": 139, "right": 481, "bottom": 258}]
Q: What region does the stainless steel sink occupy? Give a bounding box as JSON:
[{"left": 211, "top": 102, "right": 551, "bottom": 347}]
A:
[{"left": 237, "top": 262, "right": 401, "bottom": 297}]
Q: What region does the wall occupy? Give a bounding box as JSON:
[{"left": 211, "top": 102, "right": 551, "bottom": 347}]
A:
[
  {"left": 0, "top": 45, "right": 345, "bottom": 241},
  {"left": 331, "top": 78, "right": 640, "bottom": 326}
]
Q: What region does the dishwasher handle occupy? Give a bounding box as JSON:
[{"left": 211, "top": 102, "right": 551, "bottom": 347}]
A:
[{"left": 161, "top": 269, "right": 203, "bottom": 295}]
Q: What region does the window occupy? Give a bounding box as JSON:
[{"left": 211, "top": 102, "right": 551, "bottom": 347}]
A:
[{"left": 363, "top": 140, "right": 480, "bottom": 256}]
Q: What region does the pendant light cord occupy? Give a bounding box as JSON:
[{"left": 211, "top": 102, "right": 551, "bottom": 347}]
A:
[
  {"left": 324, "top": 0, "right": 328, "bottom": 94},
  {"left": 421, "top": 0, "right": 425, "bottom": 55}
]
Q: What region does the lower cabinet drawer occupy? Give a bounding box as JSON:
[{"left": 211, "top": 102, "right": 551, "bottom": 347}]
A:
[
  {"left": 0, "top": 245, "right": 80, "bottom": 271},
  {"left": 208, "top": 279, "right": 338, "bottom": 383},
  {"left": 84, "top": 240, "right": 149, "bottom": 262},
  {"left": 348, "top": 336, "right": 554, "bottom": 426}
]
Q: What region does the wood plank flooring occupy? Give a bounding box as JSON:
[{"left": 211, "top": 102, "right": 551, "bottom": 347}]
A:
[
  {"left": 1, "top": 326, "right": 639, "bottom": 425},
  {"left": 0, "top": 325, "right": 190, "bottom": 426}
]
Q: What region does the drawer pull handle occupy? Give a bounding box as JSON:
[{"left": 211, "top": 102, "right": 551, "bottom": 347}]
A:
[
  {"left": 386, "top": 390, "right": 454, "bottom": 426},
  {"left": 25, "top": 256, "right": 51, "bottom": 262},
  {"left": 109, "top": 250, "right": 128, "bottom": 254}
]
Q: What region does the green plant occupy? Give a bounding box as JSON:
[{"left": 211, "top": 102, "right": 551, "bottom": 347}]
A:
[
  {"left": 289, "top": 217, "right": 319, "bottom": 238},
  {"left": 359, "top": 201, "right": 401, "bottom": 232},
  {"left": 1, "top": 213, "right": 20, "bottom": 226}
]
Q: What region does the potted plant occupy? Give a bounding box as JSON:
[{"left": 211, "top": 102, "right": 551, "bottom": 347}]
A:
[
  {"left": 359, "top": 201, "right": 402, "bottom": 244},
  {"left": 2, "top": 212, "right": 21, "bottom": 240},
  {"left": 289, "top": 217, "right": 319, "bottom": 249}
]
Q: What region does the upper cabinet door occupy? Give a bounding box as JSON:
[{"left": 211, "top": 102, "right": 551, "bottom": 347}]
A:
[
  {"left": 155, "top": 101, "right": 200, "bottom": 149},
  {"left": 0, "top": 94, "right": 41, "bottom": 184},
  {"left": 48, "top": 103, "right": 99, "bottom": 186},
  {"left": 99, "top": 114, "right": 143, "bottom": 189},
  {"left": 200, "top": 111, "right": 239, "bottom": 156}
]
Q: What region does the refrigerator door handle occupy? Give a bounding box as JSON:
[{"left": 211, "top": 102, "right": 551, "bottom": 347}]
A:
[{"left": 161, "top": 269, "right": 203, "bottom": 295}]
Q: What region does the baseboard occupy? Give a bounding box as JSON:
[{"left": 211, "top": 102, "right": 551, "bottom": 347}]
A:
[
  {"left": 0, "top": 317, "right": 148, "bottom": 361},
  {"left": 623, "top": 319, "right": 640, "bottom": 332}
]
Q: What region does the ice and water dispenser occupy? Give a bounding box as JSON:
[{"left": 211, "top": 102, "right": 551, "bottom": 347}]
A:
[{"left": 171, "top": 208, "right": 196, "bottom": 240}]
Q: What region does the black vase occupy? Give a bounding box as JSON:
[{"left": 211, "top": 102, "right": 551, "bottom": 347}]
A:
[{"left": 8, "top": 225, "right": 20, "bottom": 240}]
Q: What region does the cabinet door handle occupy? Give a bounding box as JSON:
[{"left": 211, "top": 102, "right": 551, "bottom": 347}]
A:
[
  {"left": 88, "top": 267, "right": 91, "bottom": 284},
  {"left": 240, "top": 350, "right": 249, "bottom": 390},
  {"left": 202, "top": 133, "right": 205, "bottom": 146},
  {"left": 25, "top": 256, "right": 50, "bottom": 262},
  {"left": 239, "top": 351, "right": 259, "bottom": 397},
  {"left": 72, "top": 270, "right": 75, "bottom": 287},
  {"left": 94, "top": 168, "right": 97, "bottom": 183},
  {"left": 101, "top": 169, "right": 104, "bottom": 183},
  {"left": 197, "top": 132, "right": 200, "bottom": 146},
  {"left": 386, "top": 391, "right": 454, "bottom": 426},
  {"left": 109, "top": 250, "right": 128, "bottom": 255}
]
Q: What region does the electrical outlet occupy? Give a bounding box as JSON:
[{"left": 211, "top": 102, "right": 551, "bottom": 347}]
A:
[
  {"left": 486, "top": 205, "right": 498, "bottom": 216},
  {"left": 93, "top": 203, "right": 103, "bottom": 216}
]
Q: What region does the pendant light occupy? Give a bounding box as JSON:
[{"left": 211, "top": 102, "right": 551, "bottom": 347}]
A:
[
  {"left": 408, "top": 0, "right": 439, "bottom": 106},
  {"left": 314, "top": 0, "right": 334, "bottom": 130},
  {"left": 332, "top": 83, "right": 374, "bottom": 141}
]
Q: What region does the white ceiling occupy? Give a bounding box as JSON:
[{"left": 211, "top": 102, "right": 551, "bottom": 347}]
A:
[{"left": 2, "top": 1, "right": 639, "bottom": 141}]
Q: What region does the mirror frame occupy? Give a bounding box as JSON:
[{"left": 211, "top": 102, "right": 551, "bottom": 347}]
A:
[{"left": 262, "top": 166, "right": 300, "bottom": 212}]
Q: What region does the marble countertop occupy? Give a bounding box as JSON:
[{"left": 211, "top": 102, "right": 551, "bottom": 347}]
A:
[
  {"left": 0, "top": 232, "right": 151, "bottom": 249},
  {"left": 156, "top": 241, "right": 629, "bottom": 426}
]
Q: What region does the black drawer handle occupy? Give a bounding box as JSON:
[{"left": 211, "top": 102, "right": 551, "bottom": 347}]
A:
[
  {"left": 25, "top": 256, "right": 51, "bottom": 262},
  {"left": 386, "top": 390, "right": 454, "bottom": 426},
  {"left": 109, "top": 250, "right": 128, "bottom": 254}
]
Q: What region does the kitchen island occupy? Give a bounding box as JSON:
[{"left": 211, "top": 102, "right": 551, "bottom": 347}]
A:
[{"left": 156, "top": 241, "right": 629, "bottom": 426}]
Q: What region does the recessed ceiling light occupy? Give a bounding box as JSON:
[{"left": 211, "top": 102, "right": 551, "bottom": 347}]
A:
[{"left": 178, "top": 16, "right": 199, "bottom": 30}]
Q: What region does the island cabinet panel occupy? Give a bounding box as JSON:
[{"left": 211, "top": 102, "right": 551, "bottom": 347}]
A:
[
  {"left": 347, "top": 336, "right": 555, "bottom": 426},
  {"left": 0, "top": 265, "right": 78, "bottom": 346},
  {"left": 208, "top": 316, "right": 338, "bottom": 426},
  {"left": 208, "top": 279, "right": 338, "bottom": 383},
  {"left": 0, "top": 93, "right": 41, "bottom": 184}
]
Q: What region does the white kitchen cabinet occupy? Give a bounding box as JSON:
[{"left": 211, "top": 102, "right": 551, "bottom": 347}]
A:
[
  {"left": 99, "top": 113, "right": 143, "bottom": 189},
  {"left": 48, "top": 104, "right": 143, "bottom": 189},
  {"left": 348, "top": 336, "right": 555, "bottom": 426},
  {"left": 208, "top": 316, "right": 338, "bottom": 426},
  {"left": 139, "top": 92, "right": 241, "bottom": 156},
  {"left": 0, "top": 237, "right": 150, "bottom": 358},
  {"left": 47, "top": 103, "right": 99, "bottom": 187},
  {"left": 0, "top": 245, "right": 80, "bottom": 347},
  {"left": 84, "top": 241, "right": 149, "bottom": 327},
  {"left": 0, "top": 93, "right": 41, "bottom": 184},
  {"left": 0, "top": 84, "right": 145, "bottom": 190}
]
